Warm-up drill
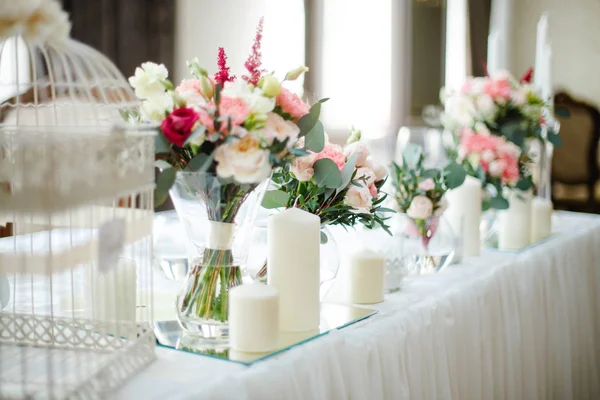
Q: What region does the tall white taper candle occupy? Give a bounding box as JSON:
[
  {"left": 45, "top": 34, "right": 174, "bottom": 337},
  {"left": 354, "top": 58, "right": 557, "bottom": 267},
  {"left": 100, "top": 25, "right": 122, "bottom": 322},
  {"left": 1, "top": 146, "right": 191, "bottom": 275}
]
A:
[
  {"left": 541, "top": 43, "right": 553, "bottom": 102},
  {"left": 229, "top": 283, "right": 279, "bottom": 352},
  {"left": 346, "top": 249, "right": 385, "bottom": 304},
  {"left": 268, "top": 208, "right": 320, "bottom": 332},
  {"left": 530, "top": 197, "right": 553, "bottom": 242},
  {"left": 445, "top": 176, "right": 482, "bottom": 258},
  {"left": 534, "top": 14, "right": 548, "bottom": 89},
  {"left": 498, "top": 190, "right": 532, "bottom": 250},
  {"left": 487, "top": 31, "right": 500, "bottom": 76}
]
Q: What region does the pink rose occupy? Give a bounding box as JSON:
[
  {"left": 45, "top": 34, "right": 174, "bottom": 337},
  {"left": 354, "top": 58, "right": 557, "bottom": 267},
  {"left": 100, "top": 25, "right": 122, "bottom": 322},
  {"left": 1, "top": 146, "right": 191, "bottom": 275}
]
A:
[
  {"left": 259, "top": 112, "right": 300, "bottom": 145},
  {"left": 290, "top": 154, "right": 316, "bottom": 181},
  {"left": 368, "top": 184, "right": 378, "bottom": 197},
  {"left": 276, "top": 87, "right": 310, "bottom": 120},
  {"left": 345, "top": 185, "right": 373, "bottom": 214},
  {"left": 343, "top": 141, "right": 370, "bottom": 167},
  {"left": 160, "top": 107, "right": 200, "bottom": 147},
  {"left": 313, "top": 143, "right": 345, "bottom": 171},
  {"left": 418, "top": 178, "right": 435, "bottom": 191},
  {"left": 406, "top": 195, "right": 433, "bottom": 220}
]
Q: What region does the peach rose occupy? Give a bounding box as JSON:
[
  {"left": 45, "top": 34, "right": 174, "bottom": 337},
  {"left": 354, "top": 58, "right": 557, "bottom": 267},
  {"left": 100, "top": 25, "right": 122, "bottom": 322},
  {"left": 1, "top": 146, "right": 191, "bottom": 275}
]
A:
[
  {"left": 290, "top": 154, "right": 316, "bottom": 182},
  {"left": 345, "top": 185, "right": 373, "bottom": 214},
  {"left": 364, "top": 157, "right": 387, "bottom": 181},
  {"left": 355, "top": 167, "right": 376, "bottom": 187},
  {"left": 407, "top": 195, "right": 433, "bottom": 220},
  {"left": 259, "top": 112, "right": 300, "bottom": 146},
  {"left": 214, "top": 133, "right": 271, "bottom": 183},
  {"left": 343, "top": 141, "right": 370, "bottom": 167},
  {"left": 418, "top": 178, "right": 435, "bottom": 191}
]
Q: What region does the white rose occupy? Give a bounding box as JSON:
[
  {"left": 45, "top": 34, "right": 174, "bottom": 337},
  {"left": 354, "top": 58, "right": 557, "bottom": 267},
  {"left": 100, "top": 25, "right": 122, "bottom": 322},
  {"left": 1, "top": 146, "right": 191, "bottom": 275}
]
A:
[
  {"left": 355, "top": 167, "right": 376, "bottom": 187},
  {"left": 446, "top": 95, "right": 475, "bottom": 127},
  {"left": 222, "top": 81, "right": 275, "bottom": 115},
  {"left": 481, "top": 149, "right": 495, "bottom": 163},
  {"left": 140, "top": 93, "right": 174, "bottom": 123},
  {"left": 290, "top": 154, "right": 316, "bottom": 181},
  {"left": 475, "top": 94, "right": 496, "bottom": 118},
  {"left": 488, "top": 160, "right": 505, "bottom": 177},
  {"left": 345, "top": 185, "right": 373, "bottom": 214},
  {"left": 259, "top": 113, "right": 300, "bottom": 146},
  {"left": 364, "top": 157, "right": 387, "bottom": 181},
  {"left": 343, "top": 141, "right": 370, "bottom": 167},
  {"left": 129, "top": 62, "right": 169, "bottom": 100},
  {"left": 22, "top": 0, "right": 71, "bottom": 47},
  {"left": 214, "top": 133, "right": 272, "bottom": 183},
  {"left": 511, "top": 88, "right": 527, "bottom": 106},
  {"left": 406, "top": 195, "right": 433, "bottom": 220}
]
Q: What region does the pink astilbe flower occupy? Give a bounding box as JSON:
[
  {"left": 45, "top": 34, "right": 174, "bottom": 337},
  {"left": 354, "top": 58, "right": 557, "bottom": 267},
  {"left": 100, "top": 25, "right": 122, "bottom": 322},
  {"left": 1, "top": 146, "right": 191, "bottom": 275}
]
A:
[
  {"left": 214, "top": 47, "right": 236, "bottom": 86},
  {"left": 313, "top": 144, "right": 346, "bottom": 171},
  {"left": 242, "top": 17, "right": 267, "bottom": 85}
]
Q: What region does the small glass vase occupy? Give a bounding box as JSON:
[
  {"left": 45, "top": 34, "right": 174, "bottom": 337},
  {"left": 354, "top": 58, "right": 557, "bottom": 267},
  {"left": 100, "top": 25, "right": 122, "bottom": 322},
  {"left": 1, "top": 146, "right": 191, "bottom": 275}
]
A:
[
  {"left": 254, "top": 223, "right": 339, "bottom": 300},
  {"left": 170, "top": 171, "right": 268, "bottom": 340},
  {"left": 396, "top": 213, "right": 456, "bottom": 275}
]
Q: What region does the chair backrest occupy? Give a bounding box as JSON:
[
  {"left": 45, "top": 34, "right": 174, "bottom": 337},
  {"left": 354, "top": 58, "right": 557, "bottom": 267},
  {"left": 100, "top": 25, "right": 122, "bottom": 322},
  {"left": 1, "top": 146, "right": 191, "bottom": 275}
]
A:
[{"left": 552, "top": 92, "right": 600, "bottom": 186}]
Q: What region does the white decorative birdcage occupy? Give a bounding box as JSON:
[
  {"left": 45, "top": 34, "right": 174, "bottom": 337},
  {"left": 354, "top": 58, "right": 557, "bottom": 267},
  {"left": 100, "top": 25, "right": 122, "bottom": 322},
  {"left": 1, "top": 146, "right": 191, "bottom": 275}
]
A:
[{"left": 0, "top": 1, "right": 156, "bottom": 398}]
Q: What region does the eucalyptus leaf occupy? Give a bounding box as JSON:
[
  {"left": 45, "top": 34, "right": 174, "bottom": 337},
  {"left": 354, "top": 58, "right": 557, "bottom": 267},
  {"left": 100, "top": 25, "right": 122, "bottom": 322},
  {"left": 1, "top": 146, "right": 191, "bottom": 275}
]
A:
[
  {"left": 320, "top": 230, "right": 329, "bottom": 244},
  {"left": 402, "top": 144, "right": 422, "bottom": 167},
  {"left": 421, "top": 168, "right": 441, "bottom": 179},
  {"left": 337, "top": 154, "right": 357, "bottom": 193},
  {"left": 154, "top": 160, "right": 172, "bottom": 172},
  {"left": 187, "top": 152, "right": 214, "bottom": 172},
  {"left": 500, "top": 120, "right": 526, "bottom": 147},
  {"left": 304, "top": 120, "right": 325, "bottom": 152},
  {"left": 156, "top": 167, "right": 177, "bottom": 193},
  {"left": 298, "top": 103, "right": 321, "bottom": 136},
  {"left": 313, "top": 158, "right": 343, "bottom": 188},
  {"left": 155, "top": 134, "right": 170, "bottom": 154},
  {"left": 154, "top": 189, "right": 170, "bottom": 208},
  {"left": 184, "top": 125, "right": 206, "bottom": 146},
  {"left": 444, "top": 161, "right": 467, "bottom": 189},
  {"left": 324, "top": 188, "right": 336, "bottom": 200},
  {"left": 516, "top": 178, "right": 534, "bottom": 191},
  {"left": 547, "top": 132, "right": 562, "bottom": 147},
  {"left": 261, "top": 190, "right": 290, "bottom": 209},
  {"left": 490, "top": 196, "right": 510, "bottom": 210}
]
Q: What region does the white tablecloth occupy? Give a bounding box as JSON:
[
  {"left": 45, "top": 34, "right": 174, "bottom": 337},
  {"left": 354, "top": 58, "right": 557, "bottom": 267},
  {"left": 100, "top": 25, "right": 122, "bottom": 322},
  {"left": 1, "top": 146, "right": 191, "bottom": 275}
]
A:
[{"left": 117, "top": 212, "right": 600, "bottom": 399}]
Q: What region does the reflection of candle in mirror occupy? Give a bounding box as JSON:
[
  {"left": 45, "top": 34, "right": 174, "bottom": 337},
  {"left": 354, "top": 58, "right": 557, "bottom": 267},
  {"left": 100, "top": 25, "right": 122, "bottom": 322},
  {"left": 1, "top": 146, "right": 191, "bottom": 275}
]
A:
[
  {"left": 347, "top": 249, "right": 385, "bottom": 304},
  {"left": 277, "top": 329, "right": 321, "bottom": 349},
  {"left": 229, "top": 349, "right": 270, "bottom": 364}
]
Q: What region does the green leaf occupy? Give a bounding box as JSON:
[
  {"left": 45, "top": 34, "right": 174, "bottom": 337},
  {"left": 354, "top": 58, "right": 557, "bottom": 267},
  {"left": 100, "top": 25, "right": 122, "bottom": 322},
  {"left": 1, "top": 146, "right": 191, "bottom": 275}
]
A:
[
  {"left": 516, "top": 178, "right": 534, "bottom": 191},
  {"left": 317, "top": 98, "right": 330, "bottom": 104},
  {"left": 500, "top": 120, "right": 526, "bottom": 147},
  {"left": 444, "top": 161, "right": 467, "bottom": 189},
  {"left": 154, "top": 189, "right": 170, "bottom": 208},
  {"left": 261, "top": 190, "right": 290, "bottom": 209},
  {"left": 154, "top": 160, "right": 172, "bottom": 171},
  {"left": 313, "top": 158, "right": 343, "bottom": 188},
  {"left": 402, "top": 144, "right": 422, "bottom": 167},
  {"left": 490, "top": 196, "right": 510, "bottom": 210},
  {"left": 547, "top": 132, "right": 562, "bottom": 147},
  {"left": 184, "top": 125, "right": 206, "bottom": 146},
  {"left": 187, "top": 152, "right": 214, "bottom": 172},
  {"left": 421, "top": 168, "right": 441, "bottom": 179},
  {"left": 324, "top": 188, "right": 336, "bottom": 200},
  {"left": 304, "top": 120, "right": 325, "bottom": 152},
  {"left": 155, "top": 133, "right": 170, "bottom": 154},
  {"left": 337, "top": 154, "right": 357, "bottom": 193},
  {"left": 320, "top": 230, "right": 329, "bottom": 244},
  {"left": 156, "top": 167, "right": 177, "bottom": 193},
  {"left": 298, "top": 102, "right": 322, "bottom": 137}
]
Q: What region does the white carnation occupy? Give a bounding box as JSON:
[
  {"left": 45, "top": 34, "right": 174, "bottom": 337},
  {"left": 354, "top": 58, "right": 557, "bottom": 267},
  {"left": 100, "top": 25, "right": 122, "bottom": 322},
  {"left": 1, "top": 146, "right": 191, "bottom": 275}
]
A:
[
  {"left": 140, "top": 93, "right": 174, "bottom": 123},
  {"left": 129, "top": 62, "right": 169, "bottom": 100},
  {"left": 475, "top": 94, "right": 496, "bottom": 119}
]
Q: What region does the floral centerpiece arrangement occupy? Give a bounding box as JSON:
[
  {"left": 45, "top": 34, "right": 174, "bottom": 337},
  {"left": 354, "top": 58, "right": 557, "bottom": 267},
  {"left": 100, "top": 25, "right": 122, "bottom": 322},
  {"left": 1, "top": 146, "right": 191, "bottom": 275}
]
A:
[
  {"left": 390, "top": 144, "right": 466, "bottom": 250},
  {"left": 257, "top": 128, "right": 392, "bottom": 280},
  {"left": 122, "top": 18, "right": 327, "bottom": 336},
  {"left": 442, "top": 69, "right": 560, "bottom": 210}
]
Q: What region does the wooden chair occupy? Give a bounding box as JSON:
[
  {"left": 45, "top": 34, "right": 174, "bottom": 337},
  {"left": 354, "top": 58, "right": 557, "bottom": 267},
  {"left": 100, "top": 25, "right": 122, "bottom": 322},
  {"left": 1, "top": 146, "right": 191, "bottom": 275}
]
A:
[{"left": 551, "top": 91, "right": 600, "bottom": 213}]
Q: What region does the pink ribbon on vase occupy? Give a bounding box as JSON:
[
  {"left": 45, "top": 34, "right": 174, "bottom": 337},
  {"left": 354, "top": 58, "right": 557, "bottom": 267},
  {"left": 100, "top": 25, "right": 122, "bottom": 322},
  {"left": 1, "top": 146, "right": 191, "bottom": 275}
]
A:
[{"left": 404, "top": 216, "right": 440, "bottom": 249}]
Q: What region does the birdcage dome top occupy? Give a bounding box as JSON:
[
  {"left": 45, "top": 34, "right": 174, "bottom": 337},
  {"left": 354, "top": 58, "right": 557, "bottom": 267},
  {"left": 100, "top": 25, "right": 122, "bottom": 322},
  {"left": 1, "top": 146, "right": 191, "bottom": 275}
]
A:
[{"left": 0, "top": 0, "right": 140, "bottom": 129}]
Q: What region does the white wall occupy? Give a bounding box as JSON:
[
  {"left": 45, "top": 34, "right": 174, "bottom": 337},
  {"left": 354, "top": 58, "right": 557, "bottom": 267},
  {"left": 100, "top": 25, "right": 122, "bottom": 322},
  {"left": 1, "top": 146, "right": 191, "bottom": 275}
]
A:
[
  {"left": 510, "top": 0, "right": 600, "bottom": 107},
  {"left": 174, "top": 0, "right": 304, "bottom": 92}
]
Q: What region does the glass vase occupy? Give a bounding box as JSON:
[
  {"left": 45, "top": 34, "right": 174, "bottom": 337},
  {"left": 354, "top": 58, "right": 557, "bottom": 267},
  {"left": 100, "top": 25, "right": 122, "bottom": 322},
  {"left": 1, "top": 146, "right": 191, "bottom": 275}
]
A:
[
  {"left": 253, "top": 223, "right": 339, "bottom": 300},
  {"left": 396, "top": 213, "right": 457, "bottom": 275},
  {"left": 170, "top": 171, "right": 268, "bottom": 340}
]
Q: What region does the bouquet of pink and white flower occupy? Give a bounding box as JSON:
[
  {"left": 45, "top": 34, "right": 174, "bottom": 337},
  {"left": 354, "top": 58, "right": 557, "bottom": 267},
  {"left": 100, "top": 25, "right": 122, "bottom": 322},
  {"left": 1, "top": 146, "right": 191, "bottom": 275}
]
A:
[
  {"left": 121, "top": 18, "right": 327, "bottom": 329},
  {"left": 442, "top": 68, "right": 560, "bottom": 210},
  {"left": 262, "top": 127, "right": 391, "bottom": 231}
]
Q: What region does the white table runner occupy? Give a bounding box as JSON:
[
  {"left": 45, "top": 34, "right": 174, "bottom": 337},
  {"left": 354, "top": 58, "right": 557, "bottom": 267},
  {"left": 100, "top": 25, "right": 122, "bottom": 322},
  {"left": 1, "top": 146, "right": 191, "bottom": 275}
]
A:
[{"left": 117, "top": 211, "right": 600, "bottom": 399}]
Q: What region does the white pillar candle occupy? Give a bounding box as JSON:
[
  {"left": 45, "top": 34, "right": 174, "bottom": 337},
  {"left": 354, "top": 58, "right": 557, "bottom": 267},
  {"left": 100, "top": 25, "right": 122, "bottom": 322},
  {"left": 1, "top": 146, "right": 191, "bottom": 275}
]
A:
[
  {"left": 534, "top": 13, "right": 548, "bottom": 89},
  {"left": 87, "top": 258, "right": 137, "bottom": 337},
  {"left": 346, "top": 249, "right": 385, "bottom": 304},
  {"left": 445, "top": 175, "right": 482, "bottom": 258},
  {"left": 498, "top": 190, "right": 532, "bottom": 250},
  {"left": 268, "top": 208, "right": 320, "bottom": 332},
  {"left": 229, "top": 283, "right": 279, "bottom": 353},
  {"left": 531, "top": 197, "right": 553, "bottom": 242}
]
